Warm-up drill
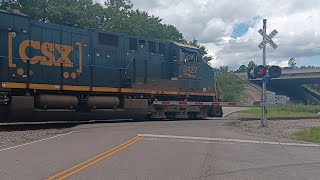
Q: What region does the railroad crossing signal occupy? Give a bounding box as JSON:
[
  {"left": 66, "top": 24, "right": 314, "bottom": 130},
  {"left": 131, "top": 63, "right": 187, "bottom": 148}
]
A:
[
  {"left": 258, "top": 29, "right": 278, "bottom": 49},
  {"left": 247, "top": 65, "right": 281, "bottom": 79},
  {"left": 257, "top": 19, "right": 279, "bottom": 128}
]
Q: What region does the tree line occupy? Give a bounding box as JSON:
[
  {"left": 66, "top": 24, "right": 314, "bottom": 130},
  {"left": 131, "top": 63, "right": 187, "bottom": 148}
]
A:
[
  {"left": 212, "top": 61, "right": 257, "bottom": 75},
  {"left": 222, "top": 61, "right": 318, "bottom": 74},
  {"left": 0, "top": 0, "right": 213, "bottom": 63}
]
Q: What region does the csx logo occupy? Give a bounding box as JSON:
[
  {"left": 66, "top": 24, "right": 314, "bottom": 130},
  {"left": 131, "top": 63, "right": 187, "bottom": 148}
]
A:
[{"left": 18, "top": 40, "right": 81, "bottom": 67}]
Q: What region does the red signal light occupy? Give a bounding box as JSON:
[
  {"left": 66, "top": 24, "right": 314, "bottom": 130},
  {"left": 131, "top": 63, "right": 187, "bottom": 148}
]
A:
[
  {"left": 254, "top": 65, "right": 267, "bottom": 78},
  {"left": 257, "top": 69, "right": 265, "bottom": 75}
]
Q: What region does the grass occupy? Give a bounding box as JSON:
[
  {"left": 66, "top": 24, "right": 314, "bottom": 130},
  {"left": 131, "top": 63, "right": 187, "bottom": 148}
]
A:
[
  {"left": 239, "top": 104, "right": 320, "bottom": 118},
  {"left": 294, "top": 127, "right": 320, "bottom": 142}
]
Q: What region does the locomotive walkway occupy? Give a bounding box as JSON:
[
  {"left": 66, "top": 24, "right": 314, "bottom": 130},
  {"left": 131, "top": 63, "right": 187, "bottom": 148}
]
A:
[{"left": 0, "top": 108, "right": 320, "bottom": 180}]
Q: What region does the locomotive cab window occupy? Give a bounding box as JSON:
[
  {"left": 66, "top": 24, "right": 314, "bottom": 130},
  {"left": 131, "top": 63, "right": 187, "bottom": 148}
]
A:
[
  {"left": 159, "top": 43, "right": 165, "bottom": 54},
  {"left": 196, "top": 54, "right": 201, "bottom": 62},
  {"left": 129, "top": 38, "right": 138, "bottom": 51},
  {"left": 98, "top": 33, "right": 119, "bottom": 47},
  {"left": 182, "top": 50, "right": 196, "bottom": 62},
  {"left": 139, "top": 40, "right": 146, "bottom": 45},
  {"left": 148, "top": 41, "right": 156, "bottom": 53},
  {"left": 139, "top": 40, "right": 146, "bottom": 48}
]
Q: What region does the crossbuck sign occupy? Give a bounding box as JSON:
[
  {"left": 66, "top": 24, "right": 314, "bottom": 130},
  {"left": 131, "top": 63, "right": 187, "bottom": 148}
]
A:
[{"left": 258, "top": 29, "right": 278, "bottom": 49}]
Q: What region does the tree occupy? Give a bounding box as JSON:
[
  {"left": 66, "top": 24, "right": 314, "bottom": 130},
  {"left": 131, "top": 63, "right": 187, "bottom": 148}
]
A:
[
  {"left": 299, "top": 66, "right": 306, "bottom": 69},
  {"left": 288, "top": 58, "right": 297, "bottom": 69},
  {"left": 213, "top": 66, "right": 229, "bottom": 75},
  {"left": 299, "top": 65, "right": 316, "bottom": 69},
  {"left": 0, "top": 0, "right": 184, "bottom": 41},
  {"left": 235, "top": 65, "right": 247, "bottom": 72},
  {"left": 219, "top": 66, "right": 229, "bottom": 74},
  {"left": 247, "top": 61, "right": 256, "bottom": 70},
  {"left": 0, "top": 0, "right": 21, "bottom": 11},
  {"left": 47, "top": 0, "right": 107, "bottom": 28},
  {"left": 0, "top": 0, "right": 50, "bottom": 21},
  {"left": 104, "top": 0, "right": 133, "bottom": 10},
  {"left": 307, "top": 65, "right": 316, "bottom": 69},
  {"left": 122, "top": 10, "right": 184, "bottom": 41}
]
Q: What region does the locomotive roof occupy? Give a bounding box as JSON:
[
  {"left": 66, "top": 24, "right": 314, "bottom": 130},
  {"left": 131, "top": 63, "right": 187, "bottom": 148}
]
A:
[
  {"left": 0, "top": 9, "right": 28, "bottom": 17},
  {"left": 173, "top": 42, "right": 199, "bottom": 50}
]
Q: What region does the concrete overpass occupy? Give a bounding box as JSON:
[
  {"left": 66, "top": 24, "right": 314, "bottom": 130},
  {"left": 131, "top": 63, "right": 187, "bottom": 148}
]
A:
[{"left": 236, "top": 68, "right": 320, "bottom": 104}]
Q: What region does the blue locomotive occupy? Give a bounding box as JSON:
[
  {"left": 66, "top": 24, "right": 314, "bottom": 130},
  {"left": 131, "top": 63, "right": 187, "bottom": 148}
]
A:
[{"left": 0, "top": 10, "right": 222, "bottom": 121}]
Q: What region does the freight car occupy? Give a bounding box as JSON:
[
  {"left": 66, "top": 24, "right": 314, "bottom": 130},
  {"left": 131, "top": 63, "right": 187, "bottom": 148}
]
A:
[{"left": 0, "top": 10, "right": 223, "bottom": 122}]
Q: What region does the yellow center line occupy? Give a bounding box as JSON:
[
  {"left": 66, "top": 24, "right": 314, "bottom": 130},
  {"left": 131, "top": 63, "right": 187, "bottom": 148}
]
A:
[{"left": 46, "top": 135, "right": 144, "bottom": 180}]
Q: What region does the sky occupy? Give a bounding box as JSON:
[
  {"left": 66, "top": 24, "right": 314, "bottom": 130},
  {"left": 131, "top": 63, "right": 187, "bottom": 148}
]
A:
[{"left": 101, "top": 0, "right": 320, "bottom": 70}]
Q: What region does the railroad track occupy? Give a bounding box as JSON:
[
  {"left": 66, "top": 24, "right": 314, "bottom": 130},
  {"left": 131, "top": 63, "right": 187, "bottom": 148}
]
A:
[
  {"left": 0, "top": 119, "right": 135, "bottom": 127},
  {"left": 0, "top": 108, "right": 139, "bottom": 124}
]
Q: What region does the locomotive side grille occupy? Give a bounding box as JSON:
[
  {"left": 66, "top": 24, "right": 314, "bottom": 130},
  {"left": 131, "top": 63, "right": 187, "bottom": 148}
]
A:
[
  {"left": 98, "top": 33, "right": 119, "bottom": 46},
  {"left": 0, "top": 92, "right": 9, "bottom": 105}
]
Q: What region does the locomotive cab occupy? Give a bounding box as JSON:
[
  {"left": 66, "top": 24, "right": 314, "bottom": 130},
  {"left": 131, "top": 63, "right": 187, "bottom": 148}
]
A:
[{"left": 170, "top": 42, "right": 216, "bottom": 102}]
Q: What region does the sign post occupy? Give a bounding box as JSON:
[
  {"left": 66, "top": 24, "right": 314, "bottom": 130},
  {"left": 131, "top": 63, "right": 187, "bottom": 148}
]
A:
[{"left": 258, "top": 19, "right": 278, "bottom": 128}]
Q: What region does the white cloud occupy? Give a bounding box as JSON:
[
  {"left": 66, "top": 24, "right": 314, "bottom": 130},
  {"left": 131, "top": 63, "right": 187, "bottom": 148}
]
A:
[{"left": 101, "top": 0, "right": 320, "bottom": 69}]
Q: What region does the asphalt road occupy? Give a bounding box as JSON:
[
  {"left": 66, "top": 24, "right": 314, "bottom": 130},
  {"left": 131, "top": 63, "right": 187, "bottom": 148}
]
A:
[{"left": 1, "top": 107, "right": 320, "bottom": 180}]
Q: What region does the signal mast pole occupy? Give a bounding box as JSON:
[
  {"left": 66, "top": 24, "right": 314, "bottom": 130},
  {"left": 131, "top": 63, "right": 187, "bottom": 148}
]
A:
[
  {"left": 261, "top": 19, "right": 269, "bottom": 128},
  {"left": 256, "top": 19, "right": 278, "bottom": 128}
]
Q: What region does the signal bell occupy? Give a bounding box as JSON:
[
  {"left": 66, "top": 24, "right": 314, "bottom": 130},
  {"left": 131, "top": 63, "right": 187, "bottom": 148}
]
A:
[{"left": 247, "top": 68, "right": 256, "bottom": 79}]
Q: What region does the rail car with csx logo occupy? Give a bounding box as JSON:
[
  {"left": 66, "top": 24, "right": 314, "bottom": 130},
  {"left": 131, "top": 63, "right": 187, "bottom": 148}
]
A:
[{"left": 0, "top": 10, "right": 223, "bottom": 122}]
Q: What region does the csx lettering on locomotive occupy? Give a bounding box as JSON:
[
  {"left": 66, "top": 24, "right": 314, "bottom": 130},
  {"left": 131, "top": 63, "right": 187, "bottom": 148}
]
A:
[
  {"left": 9, "top": 34, "right": 82, "bottom": 68},
  {"left": 19, "top": 40, "right": 74, "bottom": 67}
]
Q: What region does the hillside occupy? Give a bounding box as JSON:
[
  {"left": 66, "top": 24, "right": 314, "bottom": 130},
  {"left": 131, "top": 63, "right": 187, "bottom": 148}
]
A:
[
  {"left": 215, "top": 73, "right": 244, "bottom": 102},
  {"left": 241, "top": 84, "right": 262, "bottom": 104},
  {"left": 215, "top": 73, "right": 260, "bottom": 103}
]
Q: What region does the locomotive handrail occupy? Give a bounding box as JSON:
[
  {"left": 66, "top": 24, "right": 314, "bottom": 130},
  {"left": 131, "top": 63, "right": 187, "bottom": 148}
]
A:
[{"left": 124, "top": 58, "right": 135, "bottom": 71}]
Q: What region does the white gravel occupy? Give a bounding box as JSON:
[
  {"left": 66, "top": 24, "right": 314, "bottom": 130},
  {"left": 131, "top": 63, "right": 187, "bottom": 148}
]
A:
[
  {"left": 226, "top": 119, "right": 320, "bottom": 141},
  {"left": 0, "top": 126, "right": 71, "bottom": 149}
]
